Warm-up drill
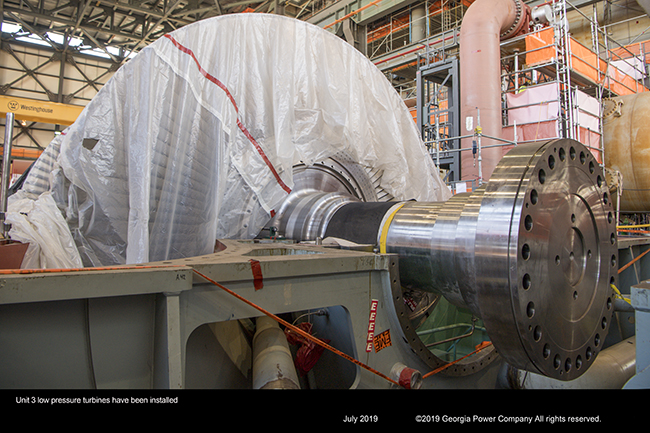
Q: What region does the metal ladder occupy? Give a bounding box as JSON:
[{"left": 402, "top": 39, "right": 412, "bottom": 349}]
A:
[
  {"left": 552, "top": 0, "right": 577, "bottom": 140},
  {"left": 442, "top": 2, "right": 452, "bottom": 32},
  {"left": 590, "top": 2, "right": 607, "bottom": 166}
]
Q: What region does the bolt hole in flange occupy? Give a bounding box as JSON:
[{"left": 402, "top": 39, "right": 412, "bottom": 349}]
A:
[
  {"left": 524, "top": 215, "right": 533, "bottom": 231},
  {"left": 476, "top": 139, "right": 616, "bottom": 381}
]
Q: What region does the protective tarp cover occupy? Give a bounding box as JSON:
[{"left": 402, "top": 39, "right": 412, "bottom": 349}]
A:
[
  {"left": 15, "top": 14, "right": 450, "bottom": 267},
  {"left": 6, "top": 191, "right": 83, "bottom": 269}
]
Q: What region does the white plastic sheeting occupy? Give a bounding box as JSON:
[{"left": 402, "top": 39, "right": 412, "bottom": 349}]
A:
[
  {"left": 14, "top": 14, "right": 450, "bottom": 267},
  {"left": 504, "top": 83, "right": 601, "bottom": 155},
  {"left": 6, "top": 191, "right": 83, "bottom": 269}
]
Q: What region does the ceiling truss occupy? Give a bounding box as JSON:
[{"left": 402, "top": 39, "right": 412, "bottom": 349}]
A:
[{"left": 0, "top": 0, "right": 311, "bottom": 152}]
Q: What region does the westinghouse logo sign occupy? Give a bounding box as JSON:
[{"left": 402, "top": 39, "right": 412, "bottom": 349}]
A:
[
  {"left": 7, "top": 100, "right": 54, "bottom": 114},
  {"left": 2, "top": 96, "right": 82, "bottom": 125}
]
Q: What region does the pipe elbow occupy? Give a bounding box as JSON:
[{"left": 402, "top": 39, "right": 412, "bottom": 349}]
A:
[{"left": 460, "top": 0, "right": 529, "bottom": 41}]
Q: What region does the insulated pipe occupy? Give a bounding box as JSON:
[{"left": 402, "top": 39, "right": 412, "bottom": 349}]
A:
[
  {"left": 411, "top": 4, "right": 426, "bottom": 43},
  {"left": 252, "top": 315, "right": 301, "bottom": 389},
  {"left": 499, "top": 337, "right": 636, "bottom": 389},
  {"left": 459, "top": 0, "right": 528, "bottom": 182}
]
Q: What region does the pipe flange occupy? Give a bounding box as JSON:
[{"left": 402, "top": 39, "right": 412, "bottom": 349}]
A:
[
  {"left": 602, "top": 97, "right": 624, "bottom": 119},
  {"left": 500, "top": 0, "right": 529, "bottom": 40}
]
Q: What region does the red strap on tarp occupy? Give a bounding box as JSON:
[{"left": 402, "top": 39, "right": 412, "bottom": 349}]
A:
[{"left": 163, "top": 34, "right": 292, "bottom": 198}]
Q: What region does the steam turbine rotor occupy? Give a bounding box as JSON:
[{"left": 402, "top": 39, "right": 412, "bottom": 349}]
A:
[{"left": 271, "top": 139, "right": 617, "bottom": 381}]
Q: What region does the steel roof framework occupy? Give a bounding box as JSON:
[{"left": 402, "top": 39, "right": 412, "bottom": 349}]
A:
[
  {"left": 2, "top": 0, "right": 649, "bottom": 151},
  {"left": 0, "top": 0, "right": 283, "bottom": 150}
]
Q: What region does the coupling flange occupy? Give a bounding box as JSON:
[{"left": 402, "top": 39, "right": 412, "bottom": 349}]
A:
[{"left": 470, "top": 139, "right": 617, "bottom": 380}]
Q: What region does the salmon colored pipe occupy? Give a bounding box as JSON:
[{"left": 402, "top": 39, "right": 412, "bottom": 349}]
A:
[{"left": 459, "top": 0, "right": 528, "bottom": 182}]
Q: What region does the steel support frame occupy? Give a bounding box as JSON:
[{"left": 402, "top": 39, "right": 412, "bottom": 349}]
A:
[
  {"left": 416, "top": 56, "right": 460, "bottom": 182},
  {"left": 0, "top": 239, "right": 504, "bottom": 389},
  {"left": 625, "top": 280, "right": 650, "bottom": 388}
]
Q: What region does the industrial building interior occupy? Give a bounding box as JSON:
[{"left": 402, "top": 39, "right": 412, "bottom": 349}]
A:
[{"left": 1, "top": 0, "right": 649, "bottom": 398}]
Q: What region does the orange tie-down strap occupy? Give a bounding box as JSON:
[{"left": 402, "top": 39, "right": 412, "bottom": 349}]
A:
[
  {"left": 191, "top": 269, "right": 493, "bottom": 388},
  {"left": 0, "top": 264, "right": 491, "bottom": 387},
  {"left": 422, "top": 341, "right": 493, "bottom": 379}
]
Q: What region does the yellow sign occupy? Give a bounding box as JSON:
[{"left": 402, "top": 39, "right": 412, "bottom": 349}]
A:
[
  {"left": 1, "top": 95, "right": 83, "bottom": 126},
  {"left": 373, "top": 329, "right": 392, "bottom": 352}
]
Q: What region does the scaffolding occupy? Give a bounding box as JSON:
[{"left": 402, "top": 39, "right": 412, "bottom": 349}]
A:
[
  {"left": 416, "top": 0, "right": 648, "bottom": 192},
  {"left": 367, "top": 1, "right": 469, "bottom": 61},
  {"left": 416, "top": 55, "right": 461, "bottom": 185},
  {"left": 501, "top": 1, "right": 648, "bottom": 163}
]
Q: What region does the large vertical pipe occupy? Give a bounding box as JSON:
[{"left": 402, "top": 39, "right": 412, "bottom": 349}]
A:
[{"left": 459, "top": 0, "right": 527, "bottom": 182}]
